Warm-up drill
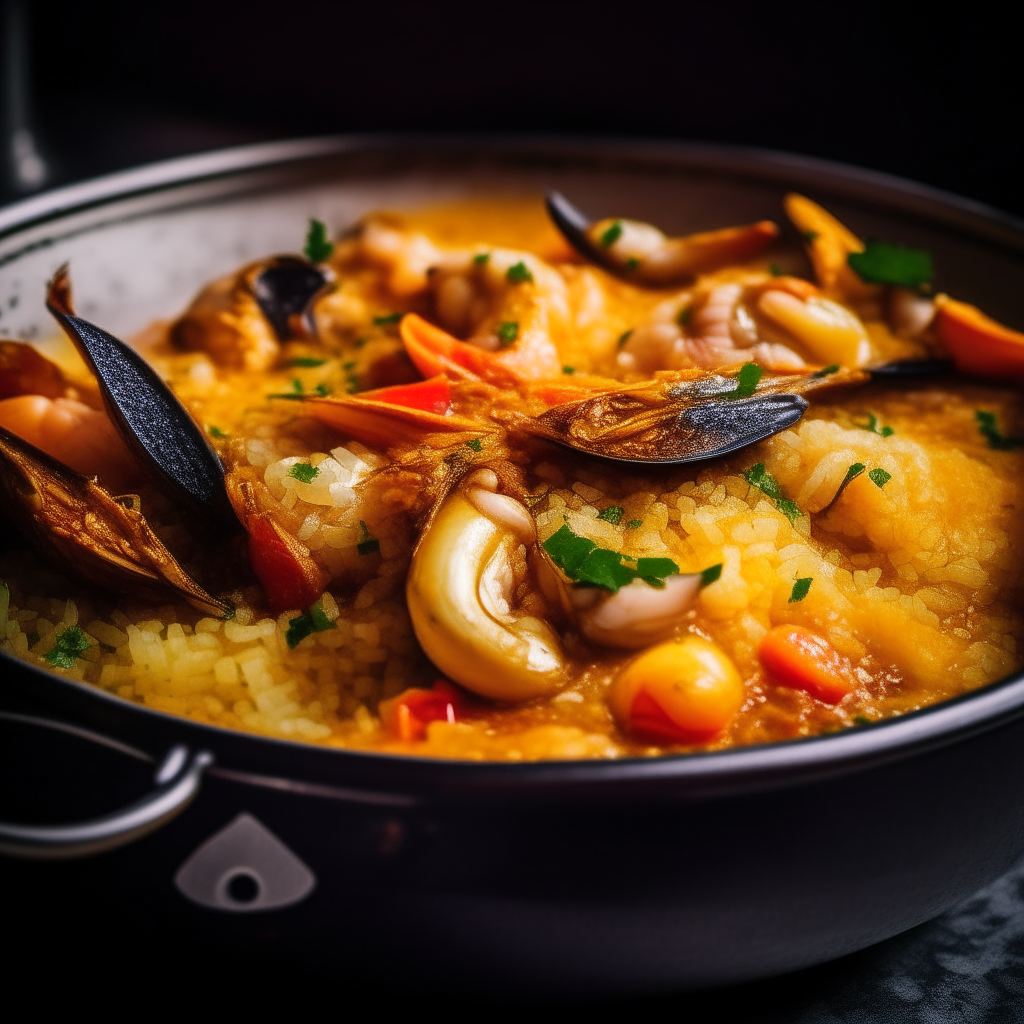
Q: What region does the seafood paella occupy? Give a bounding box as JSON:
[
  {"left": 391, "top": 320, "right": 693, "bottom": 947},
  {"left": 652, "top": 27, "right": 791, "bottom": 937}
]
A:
[{"left": 1, "top": 191, "right": 1023, "bottom": 760}]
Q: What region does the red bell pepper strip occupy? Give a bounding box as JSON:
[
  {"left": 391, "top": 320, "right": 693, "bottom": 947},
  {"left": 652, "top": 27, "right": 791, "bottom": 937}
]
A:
[
  {"left": 360, "top": 376, "right": 452, "bottom": 414},
  {"left": 380, "top": 679, "right": 463, "bottom": 741}
]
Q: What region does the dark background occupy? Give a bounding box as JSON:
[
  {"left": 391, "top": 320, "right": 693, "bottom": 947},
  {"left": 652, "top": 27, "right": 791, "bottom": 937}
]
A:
[{"left": 4, "top": 1, "right": 1024, "bottom": 217}]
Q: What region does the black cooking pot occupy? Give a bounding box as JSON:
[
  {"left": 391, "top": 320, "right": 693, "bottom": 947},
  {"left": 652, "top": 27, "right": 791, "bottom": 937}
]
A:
[{"left": 2, "top": 137, "right": 1024, "bottom": 994}]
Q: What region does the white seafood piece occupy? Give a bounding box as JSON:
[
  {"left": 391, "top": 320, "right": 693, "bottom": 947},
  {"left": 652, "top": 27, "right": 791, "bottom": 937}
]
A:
[
  {"left": 407, "top": 489, "right": 566, "bottom": 701},
  {"left": 572, "top": 573, "right": 701, "bottom": 649}
]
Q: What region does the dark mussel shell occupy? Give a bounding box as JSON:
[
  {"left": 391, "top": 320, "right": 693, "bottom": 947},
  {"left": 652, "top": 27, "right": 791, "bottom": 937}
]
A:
[
  {"left": 251, "top": 256, "right": 332, "bottom": 340},
  {"left": 46, "top": 266, "right": 239, "bottom": 533}
]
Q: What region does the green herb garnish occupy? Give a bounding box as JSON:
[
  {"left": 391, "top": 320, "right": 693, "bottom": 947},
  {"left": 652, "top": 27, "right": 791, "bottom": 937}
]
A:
[
  {"left": 677, "top": 306, "right": 692, "bottom": 326},
  {"left": 357, "top": 520, "right": 380, "bottom": 556},
  {"left": 465, "top": 438, "right": 483, "bottom": 452},
  {"left": 373, "top": 313, "right": 403, "bottom": 327},
  {"left": 291, "top": 378, "right": 305, "bottom": 393},
  {"left": 768, "top": 262, "right": 784, "bottom": 276},
  {"left": 868, "top": 468, "right": 892, "bottom": 489},
  {"left": 285, "top": 599, "right": 336, "bottom": 649},
  {"left": 542, "top": 523, "right": 678, "bottom": 593},
  {"left": 626, "top": 519, "right": 643, "bottom": 529},
  {"left": 304, "top": 219, "right": 334, "bottom": 263},
  {"left": 599, "top": 221, "right": 623, "bottom": 247},
  {"left": 288, "top": 462, "right": 319, "bottom": 484},
  {"left": 743, "top": 463, "right": 802, "bottom": 523},
  {"left": 852, "top": 714, "right": 871, "bottom": 726},
  {"left": 625, "top": 257, "right": 640, "bottom": 271},
  {"left": 44, "top": 625, "right": 90, "bottom": 668},
  {"left": 847, "top": 240, "right": 934, "bottom": 289},
  {"left": 618, "top": 330, "right": 633, "bottom": 348},
  {"left": 496, "top": 321, "right": 519, "bottom": 346},
  {"left": 598, "top": 505, "right": 624, "bottom": 524},
  {"left": 789, "top": 577, "right": 812, "bottom": 602},
  {"left": 507, "top": 261, "right": 533, "bottom": 284},
  {"left": 700, "top": 563, "right": 723, "bottom": 587},
  {"left": 801, "top": 230, "right": 819, "bottom": 243},
  {"left": 858, "top": 413, "right": 894, "bottom": 437},
  {"left": 313, "top": 383, "right": 332, "bottom": 397},
  {"left": 811, "top": 364, "right": 840, "bottom": 378},
  {"left": 208, "top": 426, "right": 228, "bottom": 439},
  {"left": 473, "top": 252, "right": 490, "bottom": 265},
  {"left": 727, "top": 361, "right": 763, "bottom": 399},
  {"left": 976, "top": 410, "right": 1024, "bottom": 450},
  {"left": 288, "top": 357, "right": 328, "bottom": 368},
  {"left": 562, "top": 365, "right": 576, "bottom": 375}
]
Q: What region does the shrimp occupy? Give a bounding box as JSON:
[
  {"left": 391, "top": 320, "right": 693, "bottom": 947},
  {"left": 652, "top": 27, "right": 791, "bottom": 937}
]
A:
[
  {"left": 359, "top": 218, "right": 566, "bottom": 379},
  {"left": 0, "top": 394, "right": 138, "bottom": 492}
]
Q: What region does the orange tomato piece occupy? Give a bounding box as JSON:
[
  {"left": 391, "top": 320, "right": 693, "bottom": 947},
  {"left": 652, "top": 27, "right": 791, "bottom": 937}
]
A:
[
  {"left": 610, "top": 638, "right": 744, "bottom": 744},
  {"left": 759, "top": 625, "right": 854, "bottom": 704},
  {"left": 934, "top": 294, "right": 1024, "bottom": 380}
]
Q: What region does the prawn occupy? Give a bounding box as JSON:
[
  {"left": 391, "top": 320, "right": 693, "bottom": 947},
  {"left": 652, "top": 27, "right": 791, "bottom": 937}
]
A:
[{"left": 0, "top": 394, "right": 138, "bottom": 492}]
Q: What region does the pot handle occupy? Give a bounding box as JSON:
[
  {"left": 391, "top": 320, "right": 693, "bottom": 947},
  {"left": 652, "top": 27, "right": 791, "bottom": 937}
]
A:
[{"left": 0, "top": 739, "right": 214, "bottom": 860}]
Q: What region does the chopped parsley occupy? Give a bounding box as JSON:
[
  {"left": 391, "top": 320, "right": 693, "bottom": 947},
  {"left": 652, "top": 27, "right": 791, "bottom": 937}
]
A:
[
  {"left": 373, "top": 312, "right": 404, "bottom": 326},
  {"left": 868, "top": 468, "right": 892, "bottom": 489},
  {"left": 208, "top": 426, "right": 228, "bottom": 439},
  {"left": 507, "top": 261, "right": 534, "bottom": 284},
  {"left": 847, "top": 240, "right": 934, "bottom": 289},
  {"left": 542, "top": 523, "right": 679, "bottom": 593},
  {"left": 342, "top": 360, "right": 357, "bottom": 370},
  {"left": 626, "top": 519, "right": 643, "bottom": 529},
  {"left": 726, "top": 361, "right": 763, "bottom": 399},
  {"left": 801, "top": 230, "right": 819, "bottom": 243},
  {"left": 291, "top": 378, "right": 305, "bottom": 394},
  {"left": 288, "top": 357, "right": 328, "bottom": 368},
  {"left": 625, "top": 257, "right": 640, "bottom": 271},
  {"left": 285, "top": 599, "right": 336, "bottom": 649},
  {"left": 852, "top": 714, "right": 872, "bottom": 726},
  {"left": 311, "top": 383, "right": 331, "bottom": 397},
  {"left": 976, "top": 410, "right": 1024, "bottom": 450},
  {"left": 598, "top": 505, "right": 624, "bottom": 524},
  {"left": 599, "top": 220, "right": 623, "bottom": 247},
  {"left": 677, "top": 306, "right": 692, "bottom": 326},
  {"left": 811, "top": 363, "right": 840, "bottom": 378},
  {"left": 304, "top": 219, "right": 334, "bottom": 263},
  {"left": 562, "top": 365, "right": 576, "bottom": 375},
  {"left": 465, "top": 438, "right": 483, "bottom": 452},
  {"left": 618, "top": 330, "right": 633, "bottom": 348},
  {"left": 473, "top": 252, "right": 490, "bottom": 265},
  {"left": 357, "top": 520, "right": 380, "bottom": 556},
  {"left": 789, "top": 577, "right": 813, "bottom": 602},
  {"left": 288, "top": 462, "right": 319, "bottom": 484},
  {"left": 743, "top": 463, "right": 802, "bottom": 523},
  {"left": 496, "top": 321, "right": 519, "bottom": 346},
  {"left": 768, "top": 262, "right": 784, "bottom": 276},
  {"left": 858, "top": 413, "right": 895, "bottom": 437},
  {"left": 44, "top": 625, "right": 90, "bottom": 668},
  {"left": 700, "top": 563, "right": 723, "bottom": 587}
]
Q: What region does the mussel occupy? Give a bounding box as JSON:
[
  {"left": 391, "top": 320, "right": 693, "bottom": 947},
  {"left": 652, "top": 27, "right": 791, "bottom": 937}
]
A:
[
  {"left": 171, "top": 255, "right": 331, "bottom": 370},
  {"left": 0, "top": 423, "right": 228, "bottom": 616},
  {"left": 546, "top": 190, "right": 779, "bottom": 287}
]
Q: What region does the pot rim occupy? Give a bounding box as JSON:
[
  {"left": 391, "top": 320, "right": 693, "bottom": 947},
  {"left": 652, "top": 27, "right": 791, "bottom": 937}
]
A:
[{"left": 3, "top": 132, "right": 1024, "bottom": 796}]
